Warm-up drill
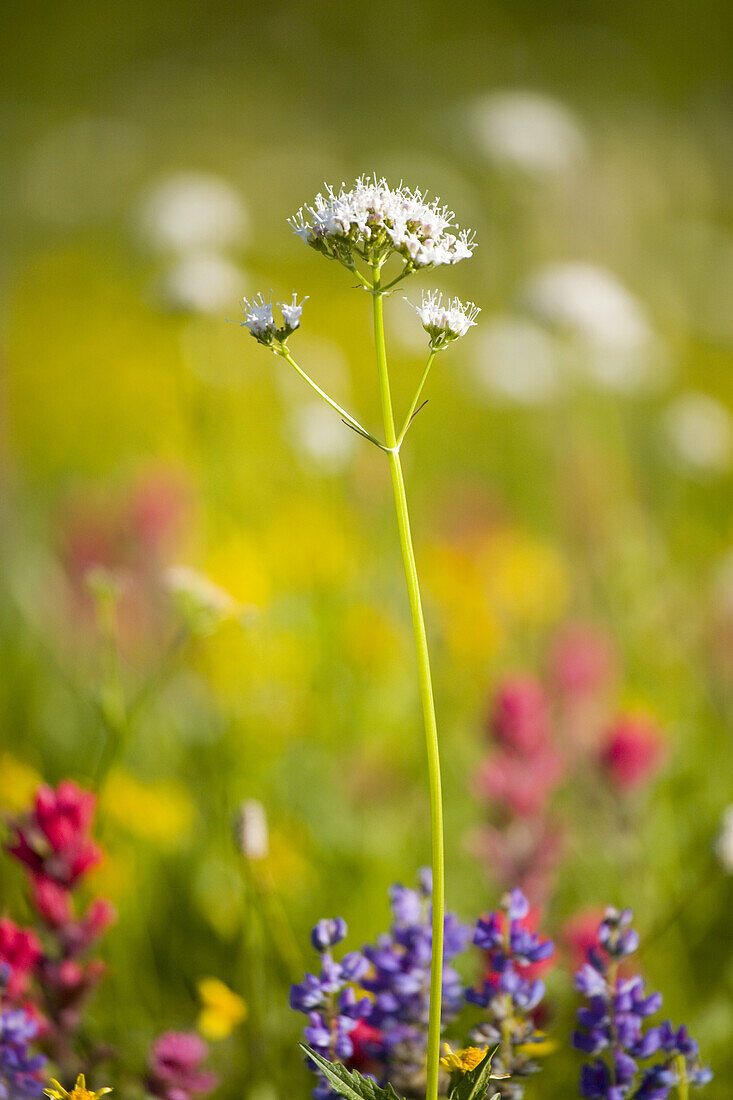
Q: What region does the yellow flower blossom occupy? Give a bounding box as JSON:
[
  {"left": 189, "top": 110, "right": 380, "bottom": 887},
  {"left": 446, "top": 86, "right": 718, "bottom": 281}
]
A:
[
  {"left": 101, "top": 769, "right": 195, "bottom": 846},
  {"left": 44, "top": 1075, "right": 112, "bottom": 1100},
  {"left": 516, "top": 1034, "right": 557, "bottom": 1057},
  {"left": 482, "top": 529, "right": 568, "bottom": 627},
  {"left": 440, "top": 1044, "right": 489, "bottom": 1074},
  {"left": 196, "top": 976, "right": 247, "bottom": 1040},
  {"left": 0, "top": 753, "right": 41, "bottom": 811}
]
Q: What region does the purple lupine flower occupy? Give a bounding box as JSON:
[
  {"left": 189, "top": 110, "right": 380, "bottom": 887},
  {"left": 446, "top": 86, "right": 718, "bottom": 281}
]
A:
[
  {"left": 358, "top": 869, "right": 470, "bottom": 1097},
  {"left": 466, "top": 888, "right": 554, "bottom": 1099},
  {"left": 0, "top": 1007, "right": 46, "bottom": 1100},
  {"left": 311, "top": 919, "right": 348, "bottom": 953},
  {"left": 573, "top": 907, "right": 712, "bottom": 1098},
  {"left": 291, "top": 919, "right": 371, "bottom": 1100}
]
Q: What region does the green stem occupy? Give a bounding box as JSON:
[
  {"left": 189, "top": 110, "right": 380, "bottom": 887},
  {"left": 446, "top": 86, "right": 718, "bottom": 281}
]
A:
[
  {"left": 675, "top": 1055, "right": 689, "bottom": 1100},
  {"left": 372, "top": 271, "right": 444, "bottom": 1100},
  {"left": 397, "top": 350, "right": 436, "bottom": 446},
  {"left": 279, "top": 347, "right": 385, "bottom": 449}
]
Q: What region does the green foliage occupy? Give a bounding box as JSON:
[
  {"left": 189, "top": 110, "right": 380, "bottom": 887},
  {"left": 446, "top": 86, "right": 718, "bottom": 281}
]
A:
[{"left": 300, "top": 1045, "right": 404, "bottom": 1100}]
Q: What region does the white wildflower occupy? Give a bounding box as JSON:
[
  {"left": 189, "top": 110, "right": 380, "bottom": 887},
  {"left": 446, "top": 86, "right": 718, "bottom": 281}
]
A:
[
  {"left": 280, "top": 291, "right": 307, "bottom": 331},
  {"left": 469, "top": 91, "right": 586, "bottom": 176},
  {"left": 715, "top": 805, "right": 733, "bottom": 872},
  {"left": 523, "top": 262, "right": 659, "bottom": 393},
  {"left": 164, "top": 565, "right": 241, "bottom": 636},
  {"left": 408, "top": 291, "right": 480, "bottom": 349},
  {"left": 137, "top": 172, "right": 247, "bottom": 254},
  {"left": 290, "top": 401, "right": 357, "bottom": 473},
  {"left": 241, "top": 292, "right": 306, "bottom": 346},
  {"left": 661, "top": 392, "right": 732, "bottom": 475},
  {"left": 159, "top": 251, "right": 246, "bottom": 314},
  {"left": 469, "top": 316, "right": 562, "bottom": 404},
  {"left": 235, "top": 799, "right": 269, "bottom": 860},
  {"left": 288, "top": 175, "right": 476, "bottom": 271}
]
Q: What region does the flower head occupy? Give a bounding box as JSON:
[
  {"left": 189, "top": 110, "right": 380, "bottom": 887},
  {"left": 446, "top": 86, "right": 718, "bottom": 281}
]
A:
[
  {"left": 408, "top": 292, "right": 480, "bottom": 349},
  {"left": 289, "top": 176, "right": 476, "bottom": 272},
  {"left": 44, "top": 1075, "right": 111, "bottom": 1100},
  {"left": 599, "top": 717, "right": 665, "bottom": 791},
  {"left": 440, "top": 1044, "right": 490, "bottom": 1074},
  {"left": 8, "top": 781, "right": 102, "bottom": 889},
  {"left": 241, "top": 292, "right": 306, "bottom": 347},
  {"left": 196, "top": 977, "right": 247, "bottom": 1041},
  {"left": 147, "top": 1032, "right": 217, "bottom": 1100},
  {"left": 573, "top": 908, "right": 712, "bottom": 1098}
]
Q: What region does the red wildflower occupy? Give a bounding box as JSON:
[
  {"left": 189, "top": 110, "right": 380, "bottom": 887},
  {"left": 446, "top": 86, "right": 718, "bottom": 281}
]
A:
[
  {"left": 600, "top": 716, "right": 665, "bottom": 790},
  {"left": 488, "top": 675, "right": 551, "bottom": 755},
  {"left": 0, "top": 919, "right": 42, "bottom": 999}
]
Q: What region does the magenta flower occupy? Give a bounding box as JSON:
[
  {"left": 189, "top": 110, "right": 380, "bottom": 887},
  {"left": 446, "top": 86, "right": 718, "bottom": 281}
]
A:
[
  {"left": 488, "top": 675, "right": 551, "bottom": 755},
  {"left": 8, "top": 781, "right": 102, "bottom": 888},
  {"left": 148, "top": 1032, "right": 218, "bottom": 1100},
  {"left": 600, "top": 717, "right": 665, "bottom": 791}
]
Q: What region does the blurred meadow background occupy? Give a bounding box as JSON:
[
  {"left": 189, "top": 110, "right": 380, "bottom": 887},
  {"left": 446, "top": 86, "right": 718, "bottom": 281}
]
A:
[{"left": 1, "top": 1, "right": 733, "bottom": 1097}]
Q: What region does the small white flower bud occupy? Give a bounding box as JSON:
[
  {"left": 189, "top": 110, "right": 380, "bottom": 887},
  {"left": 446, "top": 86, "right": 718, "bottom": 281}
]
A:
[{"left": 235, "top": 799, "right": 269, "bottom": 860}]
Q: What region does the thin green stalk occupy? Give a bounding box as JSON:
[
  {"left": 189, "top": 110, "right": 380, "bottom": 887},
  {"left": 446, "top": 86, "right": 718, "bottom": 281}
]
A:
[
  {"left": 397, "top": 350, "right": 436, "bottom": 445},
  {"left": 372, "top": 269, "right": 445, "bottom": 1100},
  {"left": 279, "top": 347, "right": 385, "bottom": 449}
]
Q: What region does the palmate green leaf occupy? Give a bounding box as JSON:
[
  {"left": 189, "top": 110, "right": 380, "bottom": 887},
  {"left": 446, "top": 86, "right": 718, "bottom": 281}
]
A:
[
  {"left": 447, "top": 1045, "right": 502, "bottom": 1100},
  {"left": 300, "top": 1044, "right": 403, "bottom": 1100}
]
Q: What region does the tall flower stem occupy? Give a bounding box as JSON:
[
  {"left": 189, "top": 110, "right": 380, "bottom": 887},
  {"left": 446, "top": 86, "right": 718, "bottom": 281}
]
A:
[{"left": 372, "top": 267, "right": 444, "bottom": 1100}]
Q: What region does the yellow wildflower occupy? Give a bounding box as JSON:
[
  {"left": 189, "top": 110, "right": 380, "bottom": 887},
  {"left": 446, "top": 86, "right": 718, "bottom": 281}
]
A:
[
  {"left": 440, "top": 1044, "right": 489, "bottom": 1074},
  {"left": 44, "top": 1074, "right": 112, "bottom": 1100},
  {"left": 101, "top": 769, "right": 195, "bottom": 847},
  {"left": 516, "top": 1034, "right": 558, "bottom": 1057},
  {"left": 196, "top": 976, "right": 247, "bottom": 1040},
  {"left": 0, "top": 753, "right": 41, "bottom": 811}
]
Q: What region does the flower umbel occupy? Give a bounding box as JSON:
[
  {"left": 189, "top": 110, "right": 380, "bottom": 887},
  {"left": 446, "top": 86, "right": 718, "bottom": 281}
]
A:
[
  {"left": 408, "top": 292, "right": 480, "bottom": 350},
  {"left": 241, "top": 292, "right": 306, "bottom": 347},
  {"left": 288, "top": 176, "right": 476, "bottom": 275}
]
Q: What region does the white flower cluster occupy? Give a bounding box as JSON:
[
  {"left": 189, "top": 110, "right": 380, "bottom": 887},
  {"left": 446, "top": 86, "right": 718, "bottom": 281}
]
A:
[
  {"left": 408, "top": 291, "right": 480, "bottom": 349},
  {"left": 288, "top": 176, "right": 475, "bottom": 270},
  {"left": 241, "top": 292, "right": 307, "bottom": 346}
]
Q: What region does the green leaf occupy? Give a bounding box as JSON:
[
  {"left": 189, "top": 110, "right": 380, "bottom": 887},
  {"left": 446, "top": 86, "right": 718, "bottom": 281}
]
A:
[
  {"left": 448, "top": 1046, "right": 502, "bottom": 1100},
  {"left": 299, "top": 1045, "right": 403, "bottom": 1100}
]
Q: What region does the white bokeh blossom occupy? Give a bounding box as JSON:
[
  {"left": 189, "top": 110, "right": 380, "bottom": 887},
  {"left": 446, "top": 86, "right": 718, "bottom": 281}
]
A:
[
  {"left": 523, "top": 262, "right": 661, "bottom": 393},
  {"left": 408, "top": 291, "right": 480, "bottom": 349},
  {"left": 715, "top": 805, "right": 733, "bottom": 873},
  {"left": 289, "top": 176, "right": 476, "bottom": 271},
  {"left": 137, "top": 172, "right": 247, "bottom": 254},
  {"left": 241, "top": 292, "right": 307, "bottom": 346},
  {"left": 235, "top": 799, "right": 270, "bottom": 861},
  {"left": 164, "top": 565, "right": 242, "bottom": 636},
  {"left": 469, "top": 90, "right": 586, "bottom": 176},
  {"left": 661, "top": 391, "right": 732, "bottom": 475}
]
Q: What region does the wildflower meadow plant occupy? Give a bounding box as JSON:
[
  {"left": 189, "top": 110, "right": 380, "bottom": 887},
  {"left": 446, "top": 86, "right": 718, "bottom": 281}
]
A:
[
  {"left": 243, "top": 176, "right": 480, "bottom": 1100},
  {"left": 246, "top": 175, "right": 713, "bottom": 1100},
  {"left": 573, "top": 908, "right": 712, "bottom": 1098}
]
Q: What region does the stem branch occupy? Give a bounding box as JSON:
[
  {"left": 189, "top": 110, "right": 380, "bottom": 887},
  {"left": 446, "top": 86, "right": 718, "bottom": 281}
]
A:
[
  {"left": 397, "top": 350, "right": 436, "bottom": 446},
  {"left": 279, "top": 348, "right": 385, "bottom": 449}
]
